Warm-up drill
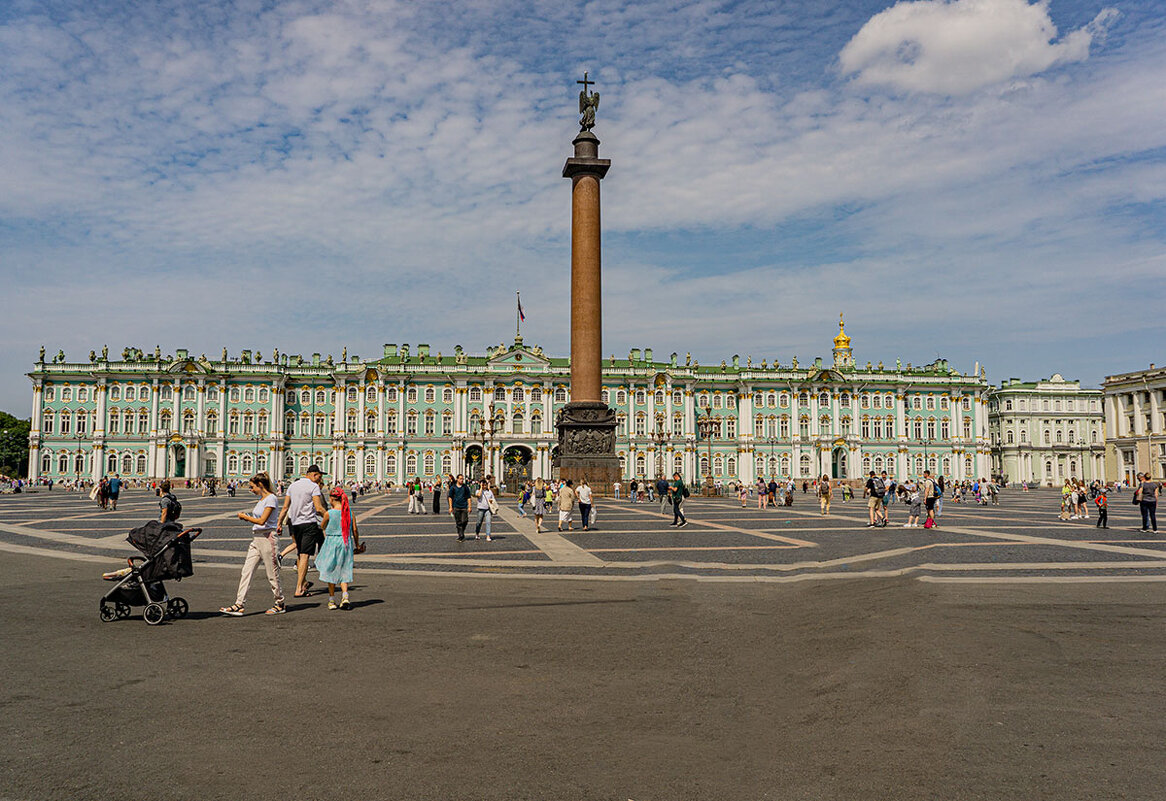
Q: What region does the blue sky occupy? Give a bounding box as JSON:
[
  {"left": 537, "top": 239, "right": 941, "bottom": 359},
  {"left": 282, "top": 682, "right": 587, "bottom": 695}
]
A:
[{"left": 1, "top": 0, "right": 1163, "bottom": 414}]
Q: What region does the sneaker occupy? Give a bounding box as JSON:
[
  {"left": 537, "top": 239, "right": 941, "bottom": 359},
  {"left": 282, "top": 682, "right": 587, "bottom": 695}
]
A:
[
  {"left": 678, "top": 521, "right": 688, "bottom": 527},
  {"left": 485, "top": 535, "right": 492, "bottom": 542},
  {"left": 339, "top": 595, "right": 351, "bottom": 610},
  {"left": 902, "top": 523, "right": 911, "bottom": 528},
  {"left": 327, "top": 598, "right": 338, "bottom": 610}
]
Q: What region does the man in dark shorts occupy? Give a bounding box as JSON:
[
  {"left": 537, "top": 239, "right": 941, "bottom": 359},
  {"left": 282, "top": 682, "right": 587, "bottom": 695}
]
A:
[
  {"left": 276, "top": 464, "right": 327, "bottom": 597},
  {"left": 108, "top": 473, "right": 122, "bottom": 510},
  {"left": 448, "top": 474, "right": 472, "bottom": 540}
]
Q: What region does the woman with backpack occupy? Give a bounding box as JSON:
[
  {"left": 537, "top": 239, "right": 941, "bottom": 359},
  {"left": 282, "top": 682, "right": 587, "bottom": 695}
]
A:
[{"left": 817, "top": 475, "right": 832, "bottom": 515}]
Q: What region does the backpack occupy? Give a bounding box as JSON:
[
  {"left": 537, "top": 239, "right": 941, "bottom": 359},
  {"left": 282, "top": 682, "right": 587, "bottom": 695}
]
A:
[
  {"left": 681, "top": 484, "right": 690, "bottom": 498},
  {"left": 872, "top": 477, "right": 885, "bottom": 497},
  {"left": 164, "top": 493, "right": 182, "bottom": 521}
]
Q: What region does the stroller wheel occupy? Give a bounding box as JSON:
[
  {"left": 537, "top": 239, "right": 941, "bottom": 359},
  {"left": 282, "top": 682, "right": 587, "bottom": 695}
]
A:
[
  {"left": 100, "top": 604, "right": 117, "bottom": 622},
  {"left": 115, "top": 602, "right": 132, "bottom": 619},
  {"left": 143, "top": 603, "right": 166, "bottom": 626},
  {"left": 167, "top": 598, "right": 189, "bottom": 619}
]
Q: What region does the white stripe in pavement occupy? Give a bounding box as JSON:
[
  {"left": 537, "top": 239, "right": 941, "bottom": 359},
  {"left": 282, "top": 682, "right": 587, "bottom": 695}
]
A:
[{"left": 492, "top": 506, "right": 605, "bottom": 566}]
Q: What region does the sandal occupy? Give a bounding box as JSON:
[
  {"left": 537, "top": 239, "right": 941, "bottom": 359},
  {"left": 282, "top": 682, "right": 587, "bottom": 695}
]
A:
[
  {"left": 220, "top": 603, "right": 245, "bottom": 616},
  {"left": 264, "top": 602, "right": 286, "bottom": 615},
  {"left": 294, "top": 581, "right": 314, "bottom": 597}
]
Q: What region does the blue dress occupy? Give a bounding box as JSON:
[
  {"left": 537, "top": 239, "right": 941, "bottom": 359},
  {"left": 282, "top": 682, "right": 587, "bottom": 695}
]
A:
[{"left": 316, "top": 512, "right": 354, "bottom": 584}]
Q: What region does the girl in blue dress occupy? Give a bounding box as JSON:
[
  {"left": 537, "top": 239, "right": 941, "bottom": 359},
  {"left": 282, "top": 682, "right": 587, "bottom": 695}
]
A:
[{"left": 317, "top": 487, "right": 360, "bottom": 610}]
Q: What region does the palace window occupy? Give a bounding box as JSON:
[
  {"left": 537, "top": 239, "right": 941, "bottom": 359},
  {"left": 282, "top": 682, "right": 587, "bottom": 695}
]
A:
[
  {"left": 422, "top": 387, "right": 434, "bottom": 403},
  {"left": 230, "top": 387, "right": 241, "bottom": 403},
  {"left": 1020, "top": 429, "right": 1028, "bottom": 443},
  {"left": 365, "top": 453, "right": 377, "bottom": 475},
  {"left": 442, "top": 412, "right": 453, "bottom": 436},
  {"left": 207, "top": 386, "right": 218, "bottom": 402},
  {"left": 406, "top": 413, "right": 417, "bottom": 436},
  {"left": 386, "top": 411, "right": 397, "bottom": 434},
  {"left": 798, "top": 392, "right": 808, "bottom": 407},
  {"left": 493, "top": 386, "right": 505, "bottom": 401},
  {"left": 243, "top": 411, "right": 254, "bottom": 436},
  {"left": 315, "top": 415, "right": 327, "bottom": 437},
  {"left": 406, "top": 453, "right": 417, "bottom": 475},
  {"left": 44, "top": 413, "right": 55, "bottom": 434},
  {"left": 755, "top": 415, "right": 764, "bottom": 437},
  {"left": 554, "top": 388, "right": 567, "bottom": 403},
  {"left": 725, "top": 418, "right": 737, "bottom": 438},
  {"left": 387, "top": 387, "right": 399, "bottom": 402},
  {"left": 963, "top": 420, "right": 971, "bottom": 439},
  {"left": 531, "top": 386, "right": 542, "bottom": 402},
  {"left": 158, "top": 411, "right": 171, "bottom": 432},
  {"left": 159, "top": 386, "right": 171, "bottom": 402},
  {"left": 244, "top": 387, "right": 255, "bottom": 403},
  {"left": 365, "top": 412, "right": 377, "bottom": 434},
  {"left": 227, "top": 454, "right": 239, "bottom": 474},
  {"left": 423, "top": 452, "right": 435, "bottom": 476},
  {"left": 531, "top": 413, "right": 542, "bottom": 436},
  {"left": 347, "top": 387, "right": 357, "bottom": 403},
  {"left": 367, "top": 386, "right": 378, "bottom": 403},
  {"left": 315, "top": 390, "right": 327, "bottom": 406},
  {"left": 712, "top": 394, "right": 723, "bottom": 409},
  {"left": 818, "top": 393, "right": 829, "bottom": 406},
  {"left": 284, "top": 413, "right": 296, "bottom": 437},
  {"left": 443, "top": 387, "right": 453, "bottom": 404},
  {"left": 346, "top": 411, "right": 358, "bottom": 435},
  {"left": 1055, "top": 429, "right": 1063, "bottom": 444},
  {"left": 873, "top": 418, "right": 883, "bottom": 439},
  {"left": 861, "top": 417, "right": 870, "bottom": 438},
  {"left": 425, "top": 411, "right": 436, "bottom": 436},
  {"left": 109, "top": 386, "right": 121, "bottom": 401},
  {"left": 872, "top": 394, "right": 882, "bottom": 409},
  {"left": 512, "top": 412, "right": 524, "bottom": 435},
  {"left": 799, "top": 417, "right": 809, "bottom": 438},
  {"left": 673, "top": 414, "right": 683, "bottom": 436},
  {"left": 673, "top": 391, "right": 682, "bottom": 405},
  {"left": 107, "top": 411, "right": 119, "bottom": 434},
  {"left": 346, "top": 453, "right": 357, "bottom": 476},
  {"left": 286, "top": 391, "right": 296, "bottom": 404},
  {"left": 635, "top": 414, "right": 647, "bottom": 436},
  {"left": 79, "top": 388, "right": 89, "bottom": 402},
  {"left": 407, "top": 387, "right": 418, "bottom": 403},
  {"left": 860, "top": 393, "right": 870, "bottom": 409},
  {"left": 300, "top": 390, "right": 311, "bottom": 405},
  {"left": 205, "top": 412, "right": 218, "bottom": 435},
  {"left": 926, "top": 418, "right": 936, "bottom": 439},
  {"left": 513, "top": 387, "right": 524, "bottom": 402},
  {"left": 386, "top": 453, "right": 396, "bottom": 474},
  {"left": 655, "top": 391, "right": 665, "bottom": 405},
  {"left": 940, "top": 396, "right": 949, "bottom": 410},
  {"left": 616, "top": 390, "right": 627, "bottom": 405},
  {"left": 242, "top": 454, "right": 254, "bottom": 475},
  {"left": 840, "top": 393, "right": 851, "bottom": 408},
  {"left": 940, "top": 420, "right": 950, "bottom": 439},
  {"left": 1043, "top": 429, "right": 1051, "bottom": 445},
  {"left": 45, "top": 387, "right": 55, "bottom": 402},
  {"left": 602, "top": 390, "right": 610, "bottom": 404},
  {"left": 697, "top": 394, "right": 709, "bottom": 408},
  {"left": 636, "top": 390, "right": 646, "bottom": 405},
  {"left": 617, "top": 415, "right": 627, "bottom": 437},
  {"left": 780, "top": 417, "right": 790, "bottom": 438},
  {"left": 138, "top": 411, "right": 149, "bottom": 432},
  {"left": 229, "top": 414, "right": 240, "bottom": 435},
  {"left": 925, "top": 396, "right": 935, "bottom": 411}
]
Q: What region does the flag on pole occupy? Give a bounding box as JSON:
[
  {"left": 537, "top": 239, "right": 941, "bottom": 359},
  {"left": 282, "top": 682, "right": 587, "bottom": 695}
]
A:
[{"left": 517, "top": 292, "right": 526, "bottom": 321}]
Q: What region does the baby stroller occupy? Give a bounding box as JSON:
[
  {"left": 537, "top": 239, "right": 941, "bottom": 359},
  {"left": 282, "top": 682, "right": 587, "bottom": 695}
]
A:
[{"left": 99, "top": 521, "right": 202, "bottom": 625}]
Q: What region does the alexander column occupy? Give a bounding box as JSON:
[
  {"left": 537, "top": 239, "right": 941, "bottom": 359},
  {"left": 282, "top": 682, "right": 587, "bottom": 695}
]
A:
[{"left": 556, "top": 72, "right": 621, "bottom": 491}]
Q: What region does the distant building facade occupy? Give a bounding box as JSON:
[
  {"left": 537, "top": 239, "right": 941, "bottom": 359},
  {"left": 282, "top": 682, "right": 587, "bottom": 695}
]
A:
[
  {"left": 987, "top": 374, "right": 1105, "bottom": 485},
  {"left": 26, "top": 320, "right": 992, "bottom": 486},
  {"left": 1102, "top": 364, "right": 1166, "bottom": 483}
]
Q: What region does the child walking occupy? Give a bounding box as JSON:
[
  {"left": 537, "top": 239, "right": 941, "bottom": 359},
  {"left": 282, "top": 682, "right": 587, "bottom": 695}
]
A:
[
  {"left": 1095, "top": 490, "right": 1108, "bottom": 529},
  {"left": 317, "top": 486, "right": 360, "bottom": 610}
]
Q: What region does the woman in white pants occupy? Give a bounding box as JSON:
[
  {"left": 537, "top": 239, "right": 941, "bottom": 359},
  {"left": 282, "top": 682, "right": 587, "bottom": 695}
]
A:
[{"left": 220, "top": 472, "right": 285, "bottom": 616}]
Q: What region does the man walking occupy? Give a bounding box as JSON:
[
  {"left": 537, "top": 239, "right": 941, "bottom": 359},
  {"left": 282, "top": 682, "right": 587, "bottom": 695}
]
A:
[
  {"left": 557, "top": 479, "right": 576, "bottom": 531},
  {"left": 275, "top": 464, "right": 327, "bottom": 597},
  {"left": 657, "top": 476, "right": 671, "bottom": 515},
  {"left": 448, "top": 473, "right": 473, "bottom": 541},
  {"left": 108, "top": 473, "right": 122, "bottom": 511},
  {"left": 669, "top": 472, "right": 689, "bottom": 527},
  {"left": 921, "top": 470, "right": 939, "bottom": 529},
  {"left": 864, "top": 471, "right": 887, "bottom": 527}
]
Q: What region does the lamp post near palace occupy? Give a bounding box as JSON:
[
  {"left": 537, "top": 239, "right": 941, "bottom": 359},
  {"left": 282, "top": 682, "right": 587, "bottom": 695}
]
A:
[
  {"left": 473, "top": 404, "right": 498, "bottom": 481},
  {"left": 73, "top": 430, "right": 84, "bottom": 486},
  {"left": 696, "top": 408, "right": 720, "bottom": 496},
  {"left": 652, "top": 419, "right": 668, "bottom": 479}
]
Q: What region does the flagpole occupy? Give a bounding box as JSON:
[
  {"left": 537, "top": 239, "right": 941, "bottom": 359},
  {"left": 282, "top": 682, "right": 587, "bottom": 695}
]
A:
[{"left": 516, "top": 291, "right": 522, "bottom": 339}]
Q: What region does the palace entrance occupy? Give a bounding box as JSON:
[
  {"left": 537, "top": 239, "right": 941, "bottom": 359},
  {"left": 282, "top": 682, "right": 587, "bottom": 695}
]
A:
[
  {"left": 171, "top": 444, "right": 187, "bottom": 479},
  {"left": 464, "top": 445, "right": 484, "bottom": 481},
  {"left": 831, "top": 446, "right": 846, "bottom": 480},
  {"left": 502, "top": 446, "right": 533, "bottom": 491}
]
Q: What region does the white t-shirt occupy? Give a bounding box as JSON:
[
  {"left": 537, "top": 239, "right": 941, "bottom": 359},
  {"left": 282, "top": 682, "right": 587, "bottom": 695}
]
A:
[
  {"left": 287, "top": 477, "right": 323, "bottom": 526},
  {"left": 577, "top": 485, "right": 593, "bottom": 504},
  {"left": 477, "top": 488, "right": 495, "bottom": 511},
  {"left": 251, "top": 493, "right": 279, "bottom": 533}
]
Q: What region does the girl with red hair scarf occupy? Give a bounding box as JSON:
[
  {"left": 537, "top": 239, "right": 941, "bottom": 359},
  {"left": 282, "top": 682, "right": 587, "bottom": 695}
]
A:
[{"left": 317, "top": 486, "right": 361, "bottom": 609}]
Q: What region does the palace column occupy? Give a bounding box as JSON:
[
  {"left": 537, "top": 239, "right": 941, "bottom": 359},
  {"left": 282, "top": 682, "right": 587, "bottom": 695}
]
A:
[{"left": 556, "top": 117, "right": 620, "bottom": 491}]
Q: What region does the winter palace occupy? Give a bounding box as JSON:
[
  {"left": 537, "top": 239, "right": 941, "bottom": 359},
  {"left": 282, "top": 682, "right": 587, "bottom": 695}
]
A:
[{"left": 26, "top": 319, "right": 996, "bottom": 487}]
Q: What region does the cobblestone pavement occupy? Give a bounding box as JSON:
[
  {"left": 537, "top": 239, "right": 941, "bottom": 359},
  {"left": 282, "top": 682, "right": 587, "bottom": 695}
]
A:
[
  {"left": 1, "top": 487, "right": 1163, "bottom": 582},
  {"left": 3, "top": 489, "right": 1165, "bottom": 800}
]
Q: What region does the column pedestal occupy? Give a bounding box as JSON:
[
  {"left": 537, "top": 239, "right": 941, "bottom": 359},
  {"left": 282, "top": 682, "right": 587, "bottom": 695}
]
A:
[{"left": 556, "top": 400, "right": 621, "bottom": 491}]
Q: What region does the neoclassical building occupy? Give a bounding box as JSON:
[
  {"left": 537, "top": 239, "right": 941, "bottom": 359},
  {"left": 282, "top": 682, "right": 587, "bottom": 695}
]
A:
[
  {"left": 1102, "top": 364, "right": 1166, "bottom": 483},
  {"left": 26, "top": 320, "right": 992, "bottom": 486},
  {"left": 987, "top": 374, "right": 1105, "bottom": 484}
]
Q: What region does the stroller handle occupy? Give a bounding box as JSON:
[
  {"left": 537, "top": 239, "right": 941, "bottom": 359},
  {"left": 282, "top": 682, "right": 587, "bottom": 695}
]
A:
[{"left": 180, "top": 527, "right": 203, "bottom": 541}]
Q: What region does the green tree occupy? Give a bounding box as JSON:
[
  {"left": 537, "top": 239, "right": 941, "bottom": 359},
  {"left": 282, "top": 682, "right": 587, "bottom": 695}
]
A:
[{"left": 0, "top": 412, "right": 31, "bottom": 477}]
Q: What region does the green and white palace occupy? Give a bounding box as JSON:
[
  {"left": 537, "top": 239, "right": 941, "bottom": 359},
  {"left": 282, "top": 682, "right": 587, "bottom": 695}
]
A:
[{"left": 26, "top": 319, "right": 992, "bottom": 487}]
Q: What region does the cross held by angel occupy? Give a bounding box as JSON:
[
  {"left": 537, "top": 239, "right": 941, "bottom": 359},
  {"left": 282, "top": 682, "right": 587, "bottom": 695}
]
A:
[{"left": 578, "top": 71, "right": 599, "bottom": 131}]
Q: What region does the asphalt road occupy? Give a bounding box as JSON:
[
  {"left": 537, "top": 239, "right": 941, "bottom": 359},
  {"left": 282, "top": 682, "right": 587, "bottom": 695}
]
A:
[{"left": 2, "top": 545, "right": 1165, "bottom": 801}]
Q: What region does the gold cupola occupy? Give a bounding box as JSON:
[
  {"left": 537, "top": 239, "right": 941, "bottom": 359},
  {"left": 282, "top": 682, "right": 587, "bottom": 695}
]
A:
[{"left": 832, "top": 313, "right": 854, "bottom": 368}]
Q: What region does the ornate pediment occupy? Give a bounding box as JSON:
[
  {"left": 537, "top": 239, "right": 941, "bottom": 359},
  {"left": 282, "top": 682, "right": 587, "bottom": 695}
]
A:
[
  {"left": 487, "top": 340, "right": 550, "bottom": 369},
  {"left": 165, "top": 358, "right": 213, "bottom": 375}
]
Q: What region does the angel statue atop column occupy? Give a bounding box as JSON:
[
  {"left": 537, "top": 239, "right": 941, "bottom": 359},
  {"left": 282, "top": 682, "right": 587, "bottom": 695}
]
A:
[{"left": 578, "top": 72, "right": 599, "bottom": 131}]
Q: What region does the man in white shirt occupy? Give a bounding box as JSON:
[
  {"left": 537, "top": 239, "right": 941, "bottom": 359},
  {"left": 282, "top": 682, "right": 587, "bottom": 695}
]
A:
[{"left": 276, "top": 464, "right": 328, "bottom": 597}]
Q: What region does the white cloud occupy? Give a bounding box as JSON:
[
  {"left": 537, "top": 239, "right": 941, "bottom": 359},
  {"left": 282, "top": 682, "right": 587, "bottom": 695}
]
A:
[{"left": 839, "top": 0, "right": 1119, "bottom": 95}]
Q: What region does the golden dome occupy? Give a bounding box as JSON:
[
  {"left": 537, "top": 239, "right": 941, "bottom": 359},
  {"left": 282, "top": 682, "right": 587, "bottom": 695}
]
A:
[{"left": 833, "top": 313, "right": 851, "bottom": 349}]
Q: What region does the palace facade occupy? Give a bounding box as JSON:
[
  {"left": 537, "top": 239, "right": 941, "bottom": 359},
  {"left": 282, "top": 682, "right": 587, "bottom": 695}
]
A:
[
  {"left": 986, "top": 375, "right": 1105, "bottom": 484},
  {"left": 26, "top": 320, "right": 993, "bottom": 486},
  {"left": 1102, "top": 364, "right": 1166, "bottom": 483}
]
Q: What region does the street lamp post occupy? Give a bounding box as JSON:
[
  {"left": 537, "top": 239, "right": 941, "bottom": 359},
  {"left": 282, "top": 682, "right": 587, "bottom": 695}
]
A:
[
  {"left": 475, "top": 403, "right": 497, "bottom": 482},
  {"left": 652, "top": 419, "right": 668, "bottom": 479},
  {"left": 74, "top": 430, "right": 84, "bottom": 487},
  {"left": 696, "top": 408, "right": 720, "bottom": 496}
]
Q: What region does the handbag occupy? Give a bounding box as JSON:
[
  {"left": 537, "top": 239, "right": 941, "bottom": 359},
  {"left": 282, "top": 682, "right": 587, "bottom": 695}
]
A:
[{"left": 487, "top": 496, "right": 500, "bottom": 515}]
